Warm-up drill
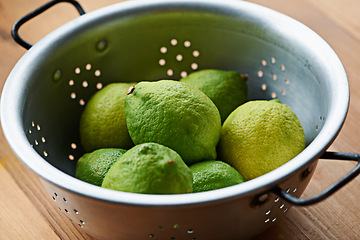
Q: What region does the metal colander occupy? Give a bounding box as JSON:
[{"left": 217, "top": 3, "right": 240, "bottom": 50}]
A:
[{"left": 2, "top": 0, "right": 360, "bottom": 239}]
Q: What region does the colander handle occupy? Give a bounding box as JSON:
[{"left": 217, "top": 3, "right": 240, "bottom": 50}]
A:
[
  {"left": 272, "top": 151, "right": 360, "bottom": 206},
  {"left": 11, "top": 0, "right": 85, "bottom": 50}
]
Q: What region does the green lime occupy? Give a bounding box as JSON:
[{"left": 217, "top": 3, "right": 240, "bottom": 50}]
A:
[
  {"left": 125, "top": 80, "right": 221, "bottom": 165},
  {"left": 101, "top": 143, "right": 193, "bottom": 194},
  {"left": 75, "top": 148, "right": 126, "bottom": 186},
  {"left": 79, "top": 83, "right": 135, "bottom": 152},
  {"left": 180, "top": 69, "right": 248, "bottom": 123},
  {"left": 190, "top": 160, "right": 244, "bottom": 193},
  {"left": 219, "top": 99, "right": 305, "bottom": 181}
]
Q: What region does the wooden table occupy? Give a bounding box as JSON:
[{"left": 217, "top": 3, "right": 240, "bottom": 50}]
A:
[{"left": 1, "top": 0, "right": 360, "bottom": 239}]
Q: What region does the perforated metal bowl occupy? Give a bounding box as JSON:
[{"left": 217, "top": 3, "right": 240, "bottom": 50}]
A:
[{"left": 2, "top": 0, "right": 360, "bottom": 239}]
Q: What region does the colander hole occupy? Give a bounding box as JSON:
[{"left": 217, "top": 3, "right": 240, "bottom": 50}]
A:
[
  {"left": 31, "top": 121, "right": 35, "bottom": 127},
  {"left": 69, "top": 80, "right": 74, "bottom": 86},
  {"left": 80, "top": 220, "right": 85, "bottom": 225},
  {"left": 159, "top": 59, "right": 166, "bottom": 66},
  {"left": 96, "top": 40, "right": 108, "bottom": 51},
  {"left": 258, "top": 70, "right": 263, "bottom": 77},
  {"left": 41, "top": 137, "right": 46, "bottom": 143},
  {"left": 281, "top": 89, "right": 286, "bottom": 95},
  {"left": 293, "top": 188, "right": 297, "bottom": 193},
  {"left": 272, "top": 74, "right": 277, "bottom": 80},
  {"left": 285, "top": 78, "right": 290, "bottom": 84},
  {"left": 281, "top": 65, "right": 286, "bottom": 71},
  {"left": 71, "top": 143, "right": 77, "bottom": 149},
  {"left": 173, "top": 224, "right": 180, "bottom": 229},
  {"left": 82, "top": 81, "right": 88, "bottom": 88},
  {"left": 301, "top": 165, "right": 313, "bottom": 180},
  {"left": 36, "top": 125, "right": 41, "bottom": 130},
  {"left": 34, "top": 140, "right": 38, "bottom": 145},
  {"left": 160, "top": 47, "right": 167, "bottom": 53},
  {"left": 261, "top": 84, "right": 267, "bottom": 91},
  {"left": 54, "top": 193, "right": 58, "bottom": 197},
  {"left": 271, "top": 92, "right": 277, "bottom": 98},
  {"left": 284, "top": 208, "right": 288, "bottom": 213},
  {"left": 86, "top": 64, "right": 92, "bottom": 70},
  {"left": 167, "top": 69, "right": 174, "bottom": 76},
  {"left": 272, "top": 218, "right": 277, "bottom": 223},
  {"left": 187, "top": 229, "right": 194, "bottom": 233},
  {"left": 170, "top": 237, "right": 176, "bottom": 240},
  {"left": 79, "top": 99, "right": 85, "bottom": 106},
  {"left": 192, "top": 50, "right": 200, "bottom": 57},
  {"left": 65, "top": 209, "right": 69, "bottom": 213},
  {"left": 43, "top": 151, "right": 48, "bottom": 157},
  {"left": 191, "top": 63, "right": 198, "bottom": 70},
  {"left": 74, "top": 209, "right": 79, "bottom": 214},
  {"left": 274, "top": 197, "right": 279, "bottom": 203},
  {"left": 176, "top": 54, "right": 183, "bottom": 61},
  {"left": 258, "top": 193, "right": 269, "bottom": 203},
  {"left": 280, "top": 204, "right": 285, "bottom": 209},
  {"left": 271, "top": 57, "right": 276, "bottom": 64},
  {"left": 70, "top": 92, "right": 76, "bottom": 99},
  {"left": 52, "top": 196, "right": 56, "bottom": 201},
  {"left": 170, "top": 39, "right": 178, "bottom": 46},
  {"left": 63, "top": 198, "right": 67, "bottom": 202},
  {"left": 75, "top": 67, "right": 81, "bottom": 74},
  {"left": 149, "top": 234, "right": 155, "bottom": 238},
  {"left": 261, "top": 60, "right": 267, "bottom": 66},
  {"left": 316, "top": 125, "right": 319, "bottom": 130},
  {"left": 286, "top": 188, "right": 290, "bottom": 193},
  {"left": 96, "top": 83, "right": 103, "bottom": 89},
  {"left": 95, "top": 70, "right": 101, "bottom": 77},
  {"left": 180, "top": 71, "right": 188, "bottom": 78},
  {"left": 265, "top": 219, "right": 270, "bottom": 223},
  {"left": 69, "top": 155, "right": 75, "bottom": 161},
  {"left": 184, "top": 40, "right": 191, "bottom": 47},
  {"left": 78, "top": 224, "right": 84, "bottom": 228},
  {"left": 265, "top": 210, "right": 271, "bottom": 215},
  {"left": 28, "top": 129, "right": 32, "bottom": 134},
  {"left": 53, "top": 69, "right": 62, "bottom": 82}
]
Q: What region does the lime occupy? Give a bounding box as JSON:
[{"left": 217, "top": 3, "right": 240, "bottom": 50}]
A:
[
  {"left": 190, "top": 160, "right": 244, "bottom": 193},
  {"left": 125, "top": 80, "right": 221, "bottom": 165},
  {"left": 101, "top": 143, "right": 193, "bottom": 194},
  {"left": 219, "top": 99, "right": 305, "bottom": 181},
  {"left": 79, "top": 83, "right": 135, "bottom": 152},
  {"left": 75, "top": 148, "right": 126, "bottom": 186},
  {"left": 180, "top": 69, "right": 248, "bottom": 123}
]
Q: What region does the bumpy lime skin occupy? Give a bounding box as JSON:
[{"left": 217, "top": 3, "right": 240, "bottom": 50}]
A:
[
  {"left": 219, "top": 100, "right": 305, "bottom": 181},
  {"left": 180, "top": 69, "right": 248, "bottom": 123},
  {"left": 79, "top": 83, "right": 135, "bottom": 153},
  {"left": 75, "top": 148, "right": 126, "bottom": 186},
  {"left": 125, "top": 80, "right": 222, "bottom": 165},
  {"left": 190, "top": 160, "right": 244, "bottom": 193},
  {"left": 101, "top": 143, "right": 193, "bottom": 194}
]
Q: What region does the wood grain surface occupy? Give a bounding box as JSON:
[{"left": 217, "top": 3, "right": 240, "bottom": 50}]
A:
[{"left": 1, "top": 0, "right": 360, "bottom": 239}]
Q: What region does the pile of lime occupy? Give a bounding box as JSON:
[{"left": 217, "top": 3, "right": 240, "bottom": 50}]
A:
[{"left": 75, "top": 69, "right": 305, "bottom": 194}]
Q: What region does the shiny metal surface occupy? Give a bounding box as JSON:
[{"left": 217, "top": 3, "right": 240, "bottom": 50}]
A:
[{"left": 0, "top": 0, "right": 349, "bottom": 239}]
